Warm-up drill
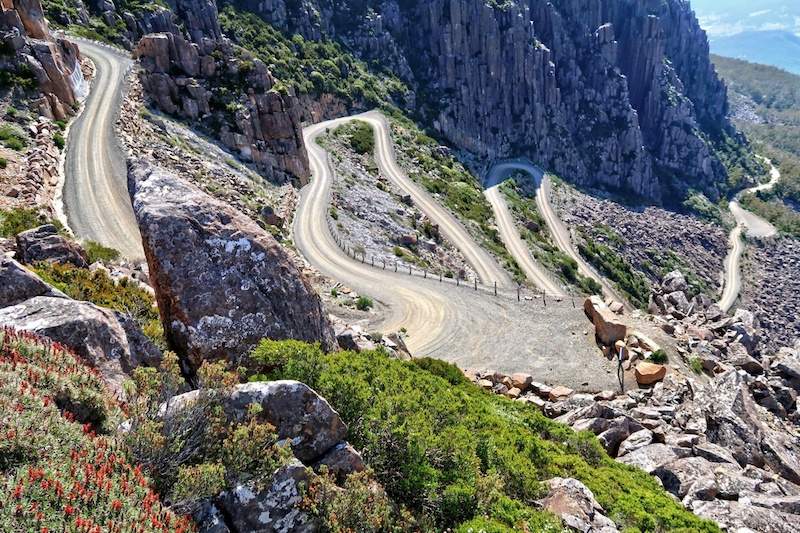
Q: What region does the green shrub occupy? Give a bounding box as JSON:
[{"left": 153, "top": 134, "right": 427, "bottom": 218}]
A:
[
  {"left": 32, "top": 262, "right": 164, "bottom": 348},
  {"left": 0, "top": 122, "right": 28, "bottom": 151},
  {"left": 0, "top": 157, "right": 6, "bottom": 169},
  {"left": 256, "top": 341, "right": 721, "bottom": 532},
  {"left": 689, "top": 356, "right": 703, "bottom": 374},
  {"left": 0, "top": 65, "right": 38, "bottom": 92},
  {"left": 329, "top": 207, "right": 339, "bottom": 220},
  {"left": 356, "top": 295, "right": 372, "bottom": 310},
  {"left": 0, "top": 208, "right": 59, "bottom": 237},
  {"left": 55, "top": 120, "right": 66, "bottom": 130},
  {"left": 651, "top": 349, "right": 668, "bottom": 364},
  {"left": 6, "top": 106, "right": 17, "bottom": 116},
  {"left": 123, "top": 353, "right": 292, "bottom": 511},
  {"left": 53, "top": 132, "right": 65, "bottom": 149},
  {"left": 347, "top": 120, "right": 375, "bottom": 155}
]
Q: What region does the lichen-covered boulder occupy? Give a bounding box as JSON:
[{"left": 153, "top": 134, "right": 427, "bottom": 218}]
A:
[
  {"left": 0, "top": 294, "right": 162, "bottom": 394},
  {"left": 226, "top": 381, "right": 347, "bottom": 464},
  {"left": 0, "top": 257, "right": 65, "bottom": 306},
  {"left": 127, "top": 159, "right": 336, "bottom": 374},
  {"left": 16, "top": 224, "right": 89, "bottom": 268},
  {"left": 215, "top": 460, "right": 318, "bottom": 533}
]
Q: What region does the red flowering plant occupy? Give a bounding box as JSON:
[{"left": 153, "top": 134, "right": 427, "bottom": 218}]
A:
[{"left": 0, "top": 328, "right": 195, "bottom": 532}]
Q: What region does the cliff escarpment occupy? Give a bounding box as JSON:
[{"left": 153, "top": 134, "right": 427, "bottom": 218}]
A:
[
  {"left": 1, "top": 0, "right": 87, "bottom": 120},
  {"left": 230, "top": 0, "right": 736, "bottom": 203},
  {"left": 118, "top": 0, "right": 310, "bottom": 184}
]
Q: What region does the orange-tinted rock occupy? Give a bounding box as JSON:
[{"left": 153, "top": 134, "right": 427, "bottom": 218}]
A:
[{"left": 635, "top": 362, "right": 667, "bottom": 385}]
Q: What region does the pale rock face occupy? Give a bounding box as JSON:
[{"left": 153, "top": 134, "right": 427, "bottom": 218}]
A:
[
  {"left": 1, "top": 0, "right": 85, "bottom": 118},
  {"left": 127, "top": 159, "right": 336, "bottom": 375},
  {"left": 131, "top": 0, "right": 310, "bottom": 184}
]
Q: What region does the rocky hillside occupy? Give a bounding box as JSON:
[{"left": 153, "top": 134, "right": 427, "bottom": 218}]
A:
[
  {"left": 229, "top": 0, "right": 736, "bottom": 204},
  {"left": 1, "top": 0, "right": 86, "bottom": 121},
  {"left": 50, "top": 0, "right": 743, "bottom": 202}
]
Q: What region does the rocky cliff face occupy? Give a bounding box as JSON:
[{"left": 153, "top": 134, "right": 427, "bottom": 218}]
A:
[
  {"left": 1, "top": 0, "right": 87, "bottom": 120},
  {"left": 232, "top": 0, "right": 734, "bottom": 203},
  {"left": 129, "top": 0, "right": 309, "bottom": 184}
]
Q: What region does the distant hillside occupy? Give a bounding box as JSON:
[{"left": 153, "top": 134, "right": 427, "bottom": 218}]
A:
[
  {"left": 710, "top": 31, "right": 800, "bottom": 75},
  {"left": 712, "top": 54, "right": 800, "bottom": 235}
]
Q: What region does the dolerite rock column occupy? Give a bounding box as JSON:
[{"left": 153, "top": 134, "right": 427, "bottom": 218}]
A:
[{"left": 127, "top": 158, "right": 336, "bottom": 375}]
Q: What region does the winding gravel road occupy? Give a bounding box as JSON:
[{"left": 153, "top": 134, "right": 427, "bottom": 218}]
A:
[
  {"left": 295, "top": 116, "right": 616, "bottom": 390},
  {"left": 484, "top": 160, "right": 627, "bottom": 306},
  {"left": 719, "top": 162, "right": 780, "bottom": 311},
  {"left": 62, "top": 42, "right": 615, "bottom": 388},
  {"left": 345, "top": 112, "right": 513, "bottom": 289},
  {"left": 61, "top": 39, "right": 143, "bottom": 261}
]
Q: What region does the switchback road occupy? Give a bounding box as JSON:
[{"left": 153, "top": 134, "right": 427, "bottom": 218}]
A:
[
  {"left": 484, "top": 160, "right": 627, "bottom": 306},
  {"left": 61, "top": 39, "right": 144, "bottom": 261},
  {"left": 719, "top": 161, "right": 780, "bottom": 311}
]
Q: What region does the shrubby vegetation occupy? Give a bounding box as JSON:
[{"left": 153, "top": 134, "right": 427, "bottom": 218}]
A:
[
  {"left": 333, "top": 120, "right": 375, "bottom": 156},
  {"left": 0, "top": 122, "right": 29, "bottom": 151},
  {"left": 252, "top": 340, "right": 721, "bottom": 533},
  {"left": 0, "top": 208, "right": 63, "bottom": 237},
  {"left": 32, "top": 262, "right": 165, "bottom": 348},
  {"left": 217, "top": 4, "right": 408, "bottom": 107},
  {"left": 576, "top": 227, "right": 650, "bottom": 309}
]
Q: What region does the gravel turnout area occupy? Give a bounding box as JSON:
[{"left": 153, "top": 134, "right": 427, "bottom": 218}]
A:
[
  {"left": 740, "top": 238, "right": 800, "bottom": 353},
  {"left": 551, "top": 184, "right": 728, "bottom": 295}
]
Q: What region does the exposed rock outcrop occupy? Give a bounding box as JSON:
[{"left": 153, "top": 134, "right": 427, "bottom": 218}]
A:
[
  {"left": 234, "top": 0, "right": 734, "bottom": 202},
  {"left": 127, "top": 158, "right": 336, "bottom": 375},
  {"left": 226, "top": 381, "right": 348, "bottom": 463},
  {"left": 1, "top": 0, "right": 87, "bottom": 119},
  {"left": 538, "top": 477, "right": 618, "bottom": 533},
  {"left": 15, "top": 224, "right": 89, "bottom": 267},
  {"left": 130, "top": 0, "right": 309, "bottom": 184},
  {"left": 0, "top": 259, "right": 162, "bottom": 393}
]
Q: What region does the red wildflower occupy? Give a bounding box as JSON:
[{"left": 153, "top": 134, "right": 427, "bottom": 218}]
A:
[{"left": 111, "top": 500, "right": 123, "bottom": 511}]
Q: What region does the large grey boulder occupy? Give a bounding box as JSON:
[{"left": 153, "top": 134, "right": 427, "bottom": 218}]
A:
[
  {"left": 661, "top": 270, "right": 688, "bottom": 293},
  {"left": 226, "top": 381, "right": 348, "bottom": 464},
  {"left": 538, "top": 477, "right": 618, "bottom": 533},
  {"left": 16, "top": 224, "right": 89, "bottom": 268},
  {"left": 0, "top": 295, "right": 162, "bottom": 393},
  {"left": 127, "top": 159, "right": 336, "bottom": 374}
]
